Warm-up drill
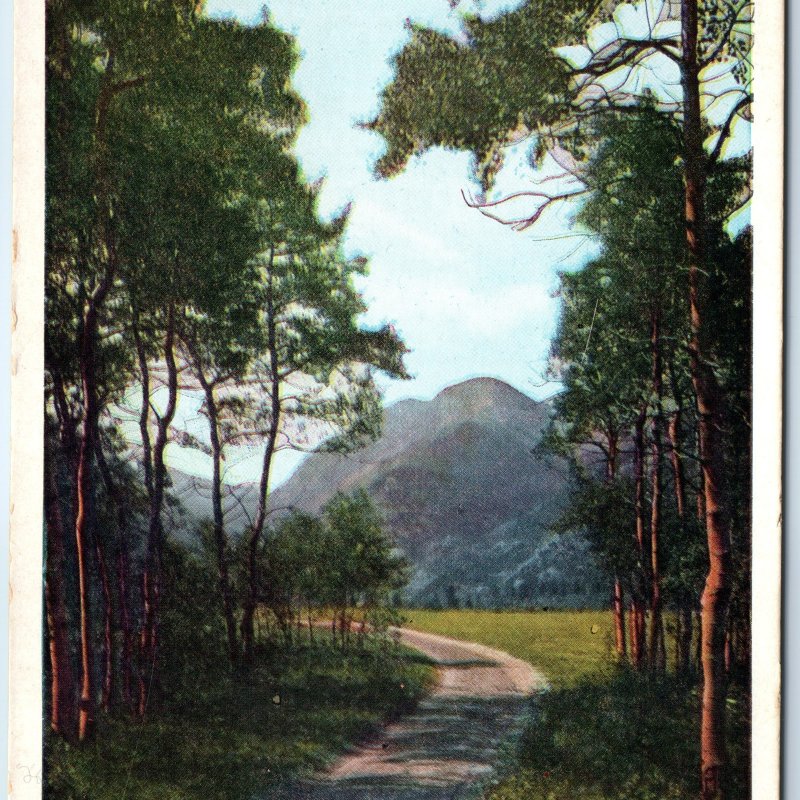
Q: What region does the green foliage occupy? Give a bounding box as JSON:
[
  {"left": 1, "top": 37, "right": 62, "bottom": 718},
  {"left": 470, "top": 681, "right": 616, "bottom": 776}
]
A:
[
  {"left": 45, "top": 539, "right": 432, "bottom": 800},
  {"left": 257, "top": 493, "right": 409, "bottom": 648},
  {"left": 367, "top": 2, "right": 590, "bottom": 187},
  {"left": 486, "top": 672, "right": 750, "bottom": 800},
  {"left": 554, "top": 475, "right": 639, "bottom": 583},
  {"left": 45, "top": 640, "right": 432, "bottom": 800},
  {"left": 370, "top": 0, "right": 750, "bottom": 190},
  {"left": 323, "top": 490, "right": 410, "bottom": 606}
]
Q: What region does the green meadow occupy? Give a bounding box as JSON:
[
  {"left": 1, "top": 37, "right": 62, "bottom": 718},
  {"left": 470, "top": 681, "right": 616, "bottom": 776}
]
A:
[{"left": 404, "top": 609, "right": 616, "bottom": 688}]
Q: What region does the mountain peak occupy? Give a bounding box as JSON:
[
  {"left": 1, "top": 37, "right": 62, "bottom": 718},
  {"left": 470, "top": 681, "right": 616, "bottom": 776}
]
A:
[
  {"left": 176, "top": 375, "right": 601, "bottom": 608},
  {"left": 435, "top": 377, "right": 532, "bottom": 404}
]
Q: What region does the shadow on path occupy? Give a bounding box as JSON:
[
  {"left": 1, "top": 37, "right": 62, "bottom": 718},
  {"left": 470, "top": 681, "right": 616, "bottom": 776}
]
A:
[{"left": 264, "top": 628, "right": 547, "bottom": 800}]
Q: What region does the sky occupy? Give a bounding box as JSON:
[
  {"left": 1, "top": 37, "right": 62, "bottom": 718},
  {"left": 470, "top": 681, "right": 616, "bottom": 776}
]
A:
[
  {"left": 156, "top": 0, "right": 750, "bottom": 487},
  {"left": 203, "top": 0, "right": 591, "bottom": 407}
]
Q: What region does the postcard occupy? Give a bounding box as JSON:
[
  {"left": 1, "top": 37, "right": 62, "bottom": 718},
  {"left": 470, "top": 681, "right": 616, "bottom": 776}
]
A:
[{"left": 10, "top": 0, "right": 782, "bottom": 797}]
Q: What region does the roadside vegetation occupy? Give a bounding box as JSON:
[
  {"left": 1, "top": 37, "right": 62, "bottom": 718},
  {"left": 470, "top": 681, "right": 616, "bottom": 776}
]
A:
[
  {"left": 46, "top": 539, "right": 432, "bottom": 800},
  {"left": 406, "top": 610, "right": 750, "bottom": 800}
]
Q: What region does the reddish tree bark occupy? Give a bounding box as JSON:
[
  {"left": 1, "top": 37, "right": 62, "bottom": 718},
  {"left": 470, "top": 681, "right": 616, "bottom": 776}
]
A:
[
  {"left": 73, "top": 265, "right": 116, "bottom": 740},
  {"left": 668, "top": 408, "right": 687, "bottom": 520},
  {"left": 606, "top": 430, "right": 626, "bottom": 660},
  {"left": 44, "top": 447, "right": 76, "bottom": 741},
  {"left": 648, "top": 310, "right": 666, "bottom": 672},
  {"left": 94, "top": 535, "right": 114, "bottom": 713},
  {"left": 632, "top": 406, "right": 648, "bottom": 670},
  {"left": 613, "top": 578, "right": 627, "bottom": 659},
  {"left": 681, "top": 1, "right": 733, "bottom": 794},
  {"left": 93, "top": 438, "right": 134, "bottom": 710},
  {"left": 667, "top": 375, "right": 695, "bottom": 674},
  {"left": 117, "top": 543, "right": 133, "bottom": 709},
  {"left": 628, "top": 602, "right": 638, "bottom": 665}
]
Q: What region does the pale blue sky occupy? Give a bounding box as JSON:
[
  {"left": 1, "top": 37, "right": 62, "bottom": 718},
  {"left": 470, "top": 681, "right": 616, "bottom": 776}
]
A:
[
  {"left": 159, "top": 0, "right": 750, "bottom": 486},
  {"left": 204, "top": 0, "right": 592, "bottom": 408}
]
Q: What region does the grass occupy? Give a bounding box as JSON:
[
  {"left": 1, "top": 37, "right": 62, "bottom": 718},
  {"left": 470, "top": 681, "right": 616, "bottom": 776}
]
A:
[
  {"left": 45, "top": 637, "right": 433, "bottom": 800},
  {"left": 401, "top": 609, "right": 751, "bottom": 800},
  {"left": 485, "top": 673, "right": 751, "bottom": 800},
  {"left": 404, "top": 609, "right": 616, "bottom": 687}
]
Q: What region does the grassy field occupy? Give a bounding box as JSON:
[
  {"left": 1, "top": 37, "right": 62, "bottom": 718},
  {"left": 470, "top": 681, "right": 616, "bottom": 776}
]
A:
[
  {"left": 46, "top": 639, "right": 433, "bottom": 800},
  {"left": 402, "top": 609, "right": 750, "bottom": 800},
  {"left": 404, "top": 609, "right": 616, "bottom": 687}
]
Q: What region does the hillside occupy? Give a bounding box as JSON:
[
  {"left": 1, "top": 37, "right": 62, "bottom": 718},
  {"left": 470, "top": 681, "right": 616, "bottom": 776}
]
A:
[
  {"left": 271, "top": 377, "right": 605, "bottom": 608},
  {"left": 170, "top": 378, "right": 605, "bottom": 608}
]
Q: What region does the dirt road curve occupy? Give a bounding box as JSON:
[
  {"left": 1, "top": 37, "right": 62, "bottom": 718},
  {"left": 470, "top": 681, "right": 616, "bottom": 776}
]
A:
[{"left": 268, "top": 628, "right": 547, "bottom": 800}]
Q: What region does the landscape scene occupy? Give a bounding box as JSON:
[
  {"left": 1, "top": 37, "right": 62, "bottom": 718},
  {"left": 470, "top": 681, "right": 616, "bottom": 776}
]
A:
[{"left": 43, "top": 1, "right": 753, "bottom": 799}]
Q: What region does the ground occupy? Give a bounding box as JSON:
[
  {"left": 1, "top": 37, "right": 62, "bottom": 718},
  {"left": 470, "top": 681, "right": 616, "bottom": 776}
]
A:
[{"left": 270, "top": 628, "right": 547, "bottom": 800}]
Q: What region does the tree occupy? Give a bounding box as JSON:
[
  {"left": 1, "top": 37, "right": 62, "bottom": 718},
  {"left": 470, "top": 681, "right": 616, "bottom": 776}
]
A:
[
  {"left": 369, "top": 2, "right": 751, "bottom": 791},
  {"left": 323, "top": 491, "right": 409, "bottom": 649},
  {"left": 45, "top": 0, "right": 306, "bottom": 735},
  {"left": 238, "top": 185, "right": 409, "bottom": 663}
]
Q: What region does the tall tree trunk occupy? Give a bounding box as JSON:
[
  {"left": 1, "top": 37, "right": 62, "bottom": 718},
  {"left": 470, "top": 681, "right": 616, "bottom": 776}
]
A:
[
  {"left": 74, "top": 268, "right": 115, "bottom": 741},
  {"left": 74, "top": 349, "right": 96, "bottom": 743},
  {"left": 93, "top": 438, "right": 133, "bottom": 710},
  {"left": 667, "top": 372, "right": 694, "bottom": 674},
  {"left": 668, "top": 409, "right": 687, "bottom": 520},
  {"left": 68, "top": 51, "right": 123, "bottom": 741},
  {"left": 632, "top": 406, "right": 648, "bottom": 670},
  {"left": 695, "top": 609, "right": 703, "bottom": 672},
  {"left": 648, "top": 310, "right": 666, "bottom": 672},
  {"left": 628, "top": 601, "right": 638, "bottom": 665},
  {"left": 194, "top": 363, "right": 239, "bottom": 665},
  {"left": 242, "top": 257, "right": 281, "bottom": 664},
  {"left": 613, "top": 577, "right": 627, "bottom": 660},
  {"left": 117, "top": 543, "right": 133, "bottom": 709},
  {"left": 681, "top": 1, "right": 732, "bottom": 794},
  {"left": 606, "top": 430, "right": 626, "bottom": 660},
  {"left": 94, "top": 535, "right": 114, "bottom": 713},
  {"left": 139, "top": 308, "right": 179, "bottom": 718},
  {"left": 132, "top": 316, "right": 155, "bottom": 714},
  {"left": 132, "top": 318, "right": 155, "bottom": 501},
  {"left": 44, "top": 443, "right": 76, "bottom": 741},
  {"left": 629, "top": 601, "right": 644, "bottom": 669}
]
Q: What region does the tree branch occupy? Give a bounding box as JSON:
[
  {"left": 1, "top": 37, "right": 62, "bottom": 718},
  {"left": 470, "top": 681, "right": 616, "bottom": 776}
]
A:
[{"left": 708, "top": 94, "right": 752, "bottom": 165}]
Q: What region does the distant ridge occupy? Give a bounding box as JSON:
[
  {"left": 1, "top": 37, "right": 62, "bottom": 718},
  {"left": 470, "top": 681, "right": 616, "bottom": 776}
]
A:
[
  {"left": 170, "top": 378, "right": 604, "bottom": 608},
  {"left": 269, "top": 377, "right": 604, "bottom": 608}
]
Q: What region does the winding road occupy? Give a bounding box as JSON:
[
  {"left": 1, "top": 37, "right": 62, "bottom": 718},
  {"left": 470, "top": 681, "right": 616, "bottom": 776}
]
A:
[{"left": 269, "top": 627, "right": 547, "bottom": 800}]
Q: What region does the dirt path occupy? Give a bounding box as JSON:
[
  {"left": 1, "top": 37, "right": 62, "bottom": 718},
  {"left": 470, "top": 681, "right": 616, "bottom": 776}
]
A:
[{"left": 268, "top": 628, "right": 547, "bottom": 800}]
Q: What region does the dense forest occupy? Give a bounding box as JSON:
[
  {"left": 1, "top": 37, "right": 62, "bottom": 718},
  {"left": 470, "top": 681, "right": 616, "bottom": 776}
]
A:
[{"left": 44, "top": 1, "right": 753, "bottom": 799}]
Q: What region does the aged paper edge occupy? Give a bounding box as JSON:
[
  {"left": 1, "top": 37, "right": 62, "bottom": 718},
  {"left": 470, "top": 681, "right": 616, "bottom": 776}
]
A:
[
  {"left": 749, "top": 0, "right": 784, "bottom": 794},
  {"left": 8, "top": 0, "right": 784, "bottom": 796},
  {"left": 10, "top": 0, "right": 45, "bottom": 796}
]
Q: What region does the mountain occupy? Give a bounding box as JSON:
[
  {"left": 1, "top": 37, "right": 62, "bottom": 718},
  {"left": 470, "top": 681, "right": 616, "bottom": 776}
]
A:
[
  {"left": 269, "top": 377, "right": 606, "bottom": 608},
  {"left": 169, "top": 377, "right": 606, "bottom": 608}
]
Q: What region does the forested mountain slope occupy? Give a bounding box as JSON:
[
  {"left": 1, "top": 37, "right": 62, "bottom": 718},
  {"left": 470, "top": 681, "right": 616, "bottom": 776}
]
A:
[{"left": 176, "top": 377, "right": 605, "bottom": 608}]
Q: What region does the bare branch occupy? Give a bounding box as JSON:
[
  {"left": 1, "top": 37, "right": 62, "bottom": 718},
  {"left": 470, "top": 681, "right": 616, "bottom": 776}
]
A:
[{"left": 708, "top": 94, "right": 752, "bottom": 165}]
